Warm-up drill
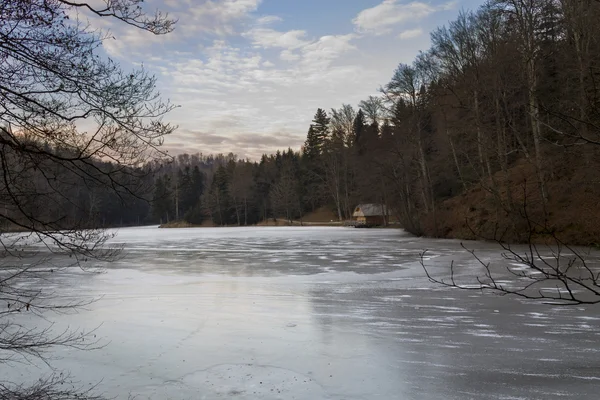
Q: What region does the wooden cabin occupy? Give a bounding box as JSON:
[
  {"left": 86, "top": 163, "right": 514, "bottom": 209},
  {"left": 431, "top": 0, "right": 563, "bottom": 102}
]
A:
[{"left": 352, "top": 204, "right": 387, "bottom": 227}]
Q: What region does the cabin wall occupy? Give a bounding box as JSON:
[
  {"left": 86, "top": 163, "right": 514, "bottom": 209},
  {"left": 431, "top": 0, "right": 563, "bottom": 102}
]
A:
[{"left": 366, "top": 216, "right": 384, "bottom": 226}]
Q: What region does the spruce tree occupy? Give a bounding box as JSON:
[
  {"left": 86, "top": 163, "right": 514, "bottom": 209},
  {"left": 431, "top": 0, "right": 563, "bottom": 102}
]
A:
[
  {"left": 303, "top": 126, "right": 319, "bottom": 159},
  {"left": 312, "top": 108, "right": 330, "bottom": 153},
  {"left": 304, "top": 108, "right": 330, "bottom": 158},
  {"left": 353, "top": 109, "right": 367, "bottom": 148}
]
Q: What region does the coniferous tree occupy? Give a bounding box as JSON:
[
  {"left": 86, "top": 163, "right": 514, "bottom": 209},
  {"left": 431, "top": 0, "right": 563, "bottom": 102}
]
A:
[
  {"left": 312, "top": 108, "right": 330, "bottom": 148},
  {"left": 353, "top": 109, "right": 367, "bottom": 149},
  {"left": 303, "top": 108, "right": 330, "bottom": 158},
  {"left": 153, "top": 176, "right": 173, "bottom": 224},
  {"left": 303, "top": 126, "right": 320, "bottom": 160}
]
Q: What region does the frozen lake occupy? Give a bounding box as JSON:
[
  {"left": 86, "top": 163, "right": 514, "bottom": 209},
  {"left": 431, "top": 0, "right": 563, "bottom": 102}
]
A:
[{"left": 6, "top": 226, "right": 600, "bottom": 399}]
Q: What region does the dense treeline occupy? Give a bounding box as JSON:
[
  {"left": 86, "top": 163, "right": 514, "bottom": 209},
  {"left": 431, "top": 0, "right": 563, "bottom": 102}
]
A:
[
  {"left": 5, "top": 0, "right": 598, "bottom": 244},
  {"left": 0, "top": 131, "right": 154, "bottom": 231}
]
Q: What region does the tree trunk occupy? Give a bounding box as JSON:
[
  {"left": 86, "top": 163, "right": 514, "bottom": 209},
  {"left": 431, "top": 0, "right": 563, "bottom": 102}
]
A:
[
  {"left": 416, "top": 133, "right": 430, "bottom": 213},
  {"left": 379, "top": 178, "right": 389, "bottom": 227},
  {"left": 527, "top": 64, "right": 547, "bottom": 203},
  {"left": 234, "top": 197, "right": 241, "bottom": 226},
  {"left": 335, "top": 190, "right": 343, "bottom": 222},
  {"left": 216, "top": 191, "right": 222, "bottom": 225},
  {"left": 473, "top": 90, "right": 489, "bottom": 180},
  {"left": 448, "top": 130, "right": 467, "bottom": 192},
  {"left": 175, "top": 180, "right": 179, "bottom": 220},
  {"left": 495, "top": 94, "right": 513, "bottom": 212},
  {"left": 264, "top": 200, "right": 268, "bottom": 223}
]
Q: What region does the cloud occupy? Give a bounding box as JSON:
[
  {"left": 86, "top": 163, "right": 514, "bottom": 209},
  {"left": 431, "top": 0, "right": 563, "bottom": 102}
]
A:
[
  {"left": 353, "top": 0, "right": 455, "bottom": 36},
  {"left": 244, "top": 28, "right": 309, "bottom": 49},
  {"left": 300, "top": 34, "right": 356, "bottom": 68},
  {"left": 186, "top": 0, "right": 262, "bottom": 36},
  {"left": 255, "top": 15, "right": 283, "bottom": 25},
  {"left": 101, "top": 0, "right": 263, "bottom": 58},
  {"left": 280, "top": 49, "right": 300, "bottom": 61},
  {"left": 398, "top": 28, "right": 423, "bottom": 40},
  {"left": 166, "top": 34, "right": 358, "bottom": 98},
  {"left": 102, "top": 26, "right": 172, "bottom": 58},
  {"left": 244, "top": 27, "right": 356, "bottom": 67},
  {"left": 166, "top": 129, "right": 305, "bottom": 159}
]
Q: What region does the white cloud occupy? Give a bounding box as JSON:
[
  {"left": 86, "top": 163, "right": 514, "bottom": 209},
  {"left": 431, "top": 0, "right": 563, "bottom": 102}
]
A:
[
  {"left": 186, "top": 0, "right": 262, "bottom": 36},
  {"left": 353, "top": 0, "right": 455, "bottom": 36},
  {"left": 244, "top": 28, "right": 309, "bottom": 49},
  {"left": 280, "top": 49, "right": 300, "bottom": 61},
  {"left": 166, "top": 129, "right": 305, "bottom": 159},
  {"left": 244, "top": 25, "right": 356, "bottom": 66},
  {"left": 255, "top": 15, "right": 283, "bottom": 25},
  {"left": 398, "top": 28, "right": 423, "bottom": 40},
  {"left": 167, "top": 34, "right": 358, "bottom": 97},
  {"left": 300, "top": 34, "right": 356, "bottom": 69},
  {"left": 100, "top": 0, "right": 263, "bottom": 59},
  {"left": 102, "top": 26, "right": 172, "bottom": 58}
]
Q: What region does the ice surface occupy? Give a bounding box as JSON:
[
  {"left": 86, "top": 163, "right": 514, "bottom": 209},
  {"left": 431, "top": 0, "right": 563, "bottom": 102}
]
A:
[{"left": 3, "top": 226, "right": 600, "bottom": 399}]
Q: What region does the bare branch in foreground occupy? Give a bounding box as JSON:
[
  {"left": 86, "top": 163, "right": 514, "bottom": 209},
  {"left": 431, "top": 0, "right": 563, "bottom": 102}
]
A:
[{"left": 421, "top": 237, "right": 600, "bottom": 305}]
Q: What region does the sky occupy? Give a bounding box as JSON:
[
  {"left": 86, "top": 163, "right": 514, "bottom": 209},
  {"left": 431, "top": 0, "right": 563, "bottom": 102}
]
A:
[{"left": 99, "top": 0, "right": 484, "bottom": 160}]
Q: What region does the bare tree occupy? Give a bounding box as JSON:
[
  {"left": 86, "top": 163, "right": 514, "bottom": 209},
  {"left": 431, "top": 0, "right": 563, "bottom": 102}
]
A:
[
  {"left": 385, "top": 63, "right": 434, "bottom": 214},
  {"left": 421, "top": 232, "right": 600, "bottom": 305},
  {"left": 494, "top": 0, "right": 553, "bottom": 202},
  {"left": 358, "top": 96, "right": 384, "bottom": 125},
  {"left": 421, "top": 183, "right": 600, "bottom": 305},
  {"left": 329, "top": 105, "right": 356, "bottom": 147},
  {"left": 0, "top": 0, "right": 175, "bottom": 398},
  {"left": 328, "top": 105, "right": 357, "bottom": 218}
]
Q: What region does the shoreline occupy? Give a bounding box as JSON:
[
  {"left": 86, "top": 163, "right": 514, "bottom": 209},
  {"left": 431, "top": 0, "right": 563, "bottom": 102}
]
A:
[{"left": 158, "top": 219, "right": 402, "bottom": 229}]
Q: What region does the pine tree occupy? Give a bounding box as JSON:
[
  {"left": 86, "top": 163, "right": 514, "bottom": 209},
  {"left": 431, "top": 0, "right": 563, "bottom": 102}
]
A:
[
  {"left": 303, "top": 108, "right": 330, "bottom": 158},
  {"left": 303, "top": 126, "right": 319, "bottom": 159},
  {"left": 312, "top": 108, "right": 330, "bottom": 152},
  {"left": 353, "top": 109, "right": 367, "bottom": 148}
]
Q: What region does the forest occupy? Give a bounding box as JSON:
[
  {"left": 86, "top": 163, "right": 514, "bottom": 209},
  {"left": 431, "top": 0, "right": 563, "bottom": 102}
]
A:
[{"left": 5, "top": 0, "right": 599, "bottom": 246}]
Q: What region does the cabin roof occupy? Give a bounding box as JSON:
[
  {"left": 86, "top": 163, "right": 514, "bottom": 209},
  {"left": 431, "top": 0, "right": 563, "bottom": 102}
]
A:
[{"left": 353, "top": 204, "right": 387, "bottom": 217}]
